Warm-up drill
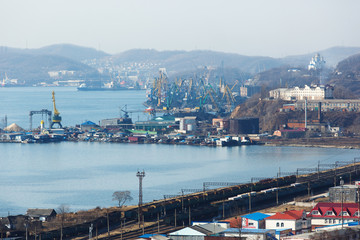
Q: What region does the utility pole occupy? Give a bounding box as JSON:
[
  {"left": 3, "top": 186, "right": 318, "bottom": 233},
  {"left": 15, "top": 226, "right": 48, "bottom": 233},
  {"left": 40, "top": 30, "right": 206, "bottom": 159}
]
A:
[
  {"left": 358, "top": 185, "right": 360, "bottom": 223},
  {"left": 340, "top": 177, "right": 344, "bottom": 229},
  {"left": 120, "top": 221, "right": 123, "bottom": 240},
  {"left": 157, "top": 213, "right": 160, "bottom": 233},
  {"left": 188, "top": 205, "right": 191, "bottom": 225},
  {"left": 305, "top": 98, "right": 307, "bottom": 129},
  {"left": 249, "top": 185, "right": 252, "bottom": 212},
  {"left": 25, "top": 221, "right": 28, "bottom": 240},
  {"left": 107, "top": 210, "right": 110, "bottom": 238},
  {"left": 174, "top": 209, "right": 177, "bottom": 228},
  {"left": 89, "top": 224, "right": 93, "bottom": 239},
  {"left": 222, "top": 201, "right": 225, "bottom": 219},
  {"left": 137, "top": 170, "right": 145, "bottom": 227}
]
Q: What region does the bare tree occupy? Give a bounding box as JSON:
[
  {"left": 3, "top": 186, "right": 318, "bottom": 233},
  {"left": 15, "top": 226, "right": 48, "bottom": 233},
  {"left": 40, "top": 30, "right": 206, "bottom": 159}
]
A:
[
  {"left": 57, "top": 204, "right": 70, "bottom": 240},
  {"left": 112, "top": 191, "right": 133, "bottom": 208}
]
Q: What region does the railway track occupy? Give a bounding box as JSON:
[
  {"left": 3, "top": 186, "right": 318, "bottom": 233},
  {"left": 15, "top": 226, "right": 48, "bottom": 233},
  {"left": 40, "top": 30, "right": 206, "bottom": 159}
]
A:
[
  {"left": 95, "top": 221, "right": 181, "bottom": 240},
  {"left": 58, "top": 161, "right": 360, "bottom": 240}
]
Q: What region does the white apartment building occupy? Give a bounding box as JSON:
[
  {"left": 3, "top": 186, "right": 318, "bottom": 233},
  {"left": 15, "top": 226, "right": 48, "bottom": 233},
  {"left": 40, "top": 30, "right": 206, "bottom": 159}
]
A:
[{"left": 269, "top": 85, "right": 333, "bottom": 101}]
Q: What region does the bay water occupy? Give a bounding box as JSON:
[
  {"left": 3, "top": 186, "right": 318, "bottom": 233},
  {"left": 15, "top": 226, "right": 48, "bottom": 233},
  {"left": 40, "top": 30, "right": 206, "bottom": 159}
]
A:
[{"left": 0, "top": 87, "right": 359, "bottom": 217}]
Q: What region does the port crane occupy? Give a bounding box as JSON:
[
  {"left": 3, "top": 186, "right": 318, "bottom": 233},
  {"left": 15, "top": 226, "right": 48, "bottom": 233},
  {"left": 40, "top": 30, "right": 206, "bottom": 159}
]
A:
[{"left": 50, "top": 91, "right": 62, "bottom": 128}]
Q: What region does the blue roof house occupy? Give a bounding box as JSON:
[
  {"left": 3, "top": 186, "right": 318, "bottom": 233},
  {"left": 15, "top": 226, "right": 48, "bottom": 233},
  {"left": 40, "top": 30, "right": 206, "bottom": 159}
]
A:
[{"left": 241, "top": 212, "right": 270, "bottom": 229}]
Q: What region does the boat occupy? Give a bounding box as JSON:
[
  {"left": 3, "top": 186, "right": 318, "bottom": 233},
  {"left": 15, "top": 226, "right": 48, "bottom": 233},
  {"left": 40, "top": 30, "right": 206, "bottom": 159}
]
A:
[{"left": 77, "top": 83, "right": 128, "bottom": 91}]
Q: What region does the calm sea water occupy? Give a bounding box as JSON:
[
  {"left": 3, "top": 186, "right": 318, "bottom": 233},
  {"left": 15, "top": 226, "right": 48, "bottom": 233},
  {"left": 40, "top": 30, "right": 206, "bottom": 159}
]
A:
[
  {"left": 0, "top": 87, "right": 148, "bottom": 129},
  {"left": 0, "top": 87, "right": 359, "bottom": 217}
]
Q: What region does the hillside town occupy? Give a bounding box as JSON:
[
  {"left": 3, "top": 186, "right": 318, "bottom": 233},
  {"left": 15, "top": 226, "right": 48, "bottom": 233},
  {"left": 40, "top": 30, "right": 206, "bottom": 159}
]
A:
[{"left": 2, "top": 1, "right": 360, "bottom": 239}]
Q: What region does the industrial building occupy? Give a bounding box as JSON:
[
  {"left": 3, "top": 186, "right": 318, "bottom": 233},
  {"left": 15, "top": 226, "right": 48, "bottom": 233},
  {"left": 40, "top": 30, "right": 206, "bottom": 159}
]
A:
[
  {"left": 178, "top": 116, "right": 197, "bottom": 133},
  {"left": 240, "top": 85, "right": 261, "bottom": 98},
  {"left": 295, "top": 99, "right": 360, "bottom": 112},
  {"left": 80, "top": 121, "right": 100, "bottom": 132},
  {"left": 212, "top": 118, "right": 230, "bottom": 132},
  {"left": 100, "top": 117, "right": 133, "bottom": 129},
  {"left": 229, "top": 118, "right": 259, "bottom": 134},
  {"left": 329, "top": 185, "right": 359, "bottom": 203},
  {"left": 134, "top": 115, "right": 178, "bottom": 132}
]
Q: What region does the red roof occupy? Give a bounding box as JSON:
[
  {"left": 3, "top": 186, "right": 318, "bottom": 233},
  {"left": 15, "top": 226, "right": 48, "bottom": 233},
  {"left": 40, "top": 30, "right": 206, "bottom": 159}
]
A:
[
  {"left": 265, "top": 210, "right": 304, "bottom": 220},
  {"left": 308, "top": 202, "right": 360, "bottom": 219}
]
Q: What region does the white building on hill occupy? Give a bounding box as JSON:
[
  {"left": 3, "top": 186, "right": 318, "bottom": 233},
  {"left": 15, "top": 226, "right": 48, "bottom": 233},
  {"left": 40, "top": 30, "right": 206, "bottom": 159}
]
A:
[
  {"left": 269, "top": 85, "right": 333, "bottom": 101},
  {"left": 308, "top": 53, "right": 326, "bottom": 71}
]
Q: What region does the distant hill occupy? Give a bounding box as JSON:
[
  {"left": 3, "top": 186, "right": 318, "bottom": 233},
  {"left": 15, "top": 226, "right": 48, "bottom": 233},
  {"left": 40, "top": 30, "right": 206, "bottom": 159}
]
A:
[
  {"left": 0, "top": 44, "right": 359, "bottom": 85},
  {"left": 110, "top": 47, "right": 360, "bottom": 80},
  {"left": 31, "top": 44, "right": 109, "bottom": 62},
  {"left": 281, "top": 46, "right": 360, "bottom": 68},
  {"left": 0, "top": 48, "right": 99, "bottom": 83},
  {"left": 251, "top": 66, "right": 322, "bottom": 91},
  {"left": 249, "top": 47, "right": 360, "bottom": 93},
  {"left": 328, "top": 53, "right": 360, "bottom": 96},
  {"left": 111, "top": 49, "right": 283, "bottom": 75},
  {"left": 0, "top": 44, "right": 109, "bottom": 62}
]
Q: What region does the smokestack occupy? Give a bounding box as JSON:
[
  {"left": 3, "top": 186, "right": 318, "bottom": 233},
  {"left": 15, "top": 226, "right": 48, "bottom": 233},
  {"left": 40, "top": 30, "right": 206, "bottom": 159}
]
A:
[{"left": 318, "top": 102, "right": 322, "bottom": 123}]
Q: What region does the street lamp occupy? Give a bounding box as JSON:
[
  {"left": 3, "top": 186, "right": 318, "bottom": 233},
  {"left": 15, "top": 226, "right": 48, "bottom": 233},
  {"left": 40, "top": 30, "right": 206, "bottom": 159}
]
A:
[{"left": 340, "top": 177, "right": 344, "bottom": 229}]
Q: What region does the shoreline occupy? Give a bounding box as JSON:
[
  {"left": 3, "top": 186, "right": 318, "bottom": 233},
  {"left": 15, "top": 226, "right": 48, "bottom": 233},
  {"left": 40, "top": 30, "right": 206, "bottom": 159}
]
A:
[
  {"left": 2, "top": 135, "right": 360, "bottom": 149},
  {"left": 261, "top": 137, "right": 360, "bottom": 149}
]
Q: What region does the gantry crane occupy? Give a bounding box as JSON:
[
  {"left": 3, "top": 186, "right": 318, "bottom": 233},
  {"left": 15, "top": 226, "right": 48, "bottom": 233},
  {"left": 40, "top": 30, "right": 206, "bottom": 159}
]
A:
[{"left": 50, "top": 91, "right": 62, "bottom": 128}]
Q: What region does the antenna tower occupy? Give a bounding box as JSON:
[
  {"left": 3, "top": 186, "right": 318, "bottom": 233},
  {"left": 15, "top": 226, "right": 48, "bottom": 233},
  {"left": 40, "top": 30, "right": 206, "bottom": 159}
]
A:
[{"left": 136, "top": 170, "right": 145, "bottom": 226}]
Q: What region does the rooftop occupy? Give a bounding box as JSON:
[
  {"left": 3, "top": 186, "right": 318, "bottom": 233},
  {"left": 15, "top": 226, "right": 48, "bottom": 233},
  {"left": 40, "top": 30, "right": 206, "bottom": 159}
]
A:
[
  {"left": 222, "top": 228, "right": 273, "bottom": 234},
  {"left": 265, "top": 210, "right": 304, "bottom": 220},
  {"left": 242, "top": 212, "right": 270, "bottom": 221},
  {"left": 308, "top": 202, "right": 360, "bottom": 219}
]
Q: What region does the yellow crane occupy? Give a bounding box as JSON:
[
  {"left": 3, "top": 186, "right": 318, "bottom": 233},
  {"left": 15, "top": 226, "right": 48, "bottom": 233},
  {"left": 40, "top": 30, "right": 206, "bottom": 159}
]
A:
[{"left": 50, "top": 91, "right": 62, "bottom": 128}]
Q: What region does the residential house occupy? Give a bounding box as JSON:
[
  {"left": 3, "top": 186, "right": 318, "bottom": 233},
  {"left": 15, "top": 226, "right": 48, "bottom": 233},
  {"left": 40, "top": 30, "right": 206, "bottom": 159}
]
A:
[
  {"left": 192, "top": 221, "right": 230, "bottom": 229},
  {"left": 168, "top": 223, "right": 227, "bottom": 240},
  {"left": 265, "top": 210, "right": 310, "bottom": 234},
  {"left": 307, "top": 202, "right": 360, "bottom": 230},
  {"left": 26, "top": 209, "right": 57, "bottom": 222},
  {"left": 241, "top": 212, "right": 270, "bottom": 229},
  {"left": 218, "top": 228, "right": 276, "bottom": 240},
  {"left": 282, "top": 223, "right": 360, "bottom": 240},
  {"left": 137, "top": 234, "right": 170, "bottom": 240}
]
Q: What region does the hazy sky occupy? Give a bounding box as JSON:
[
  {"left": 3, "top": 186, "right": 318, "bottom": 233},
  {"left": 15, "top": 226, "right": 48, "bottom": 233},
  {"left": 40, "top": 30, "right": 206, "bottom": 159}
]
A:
[{"left": 1, "top": 0, "right": 359, "bottom": 58}]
